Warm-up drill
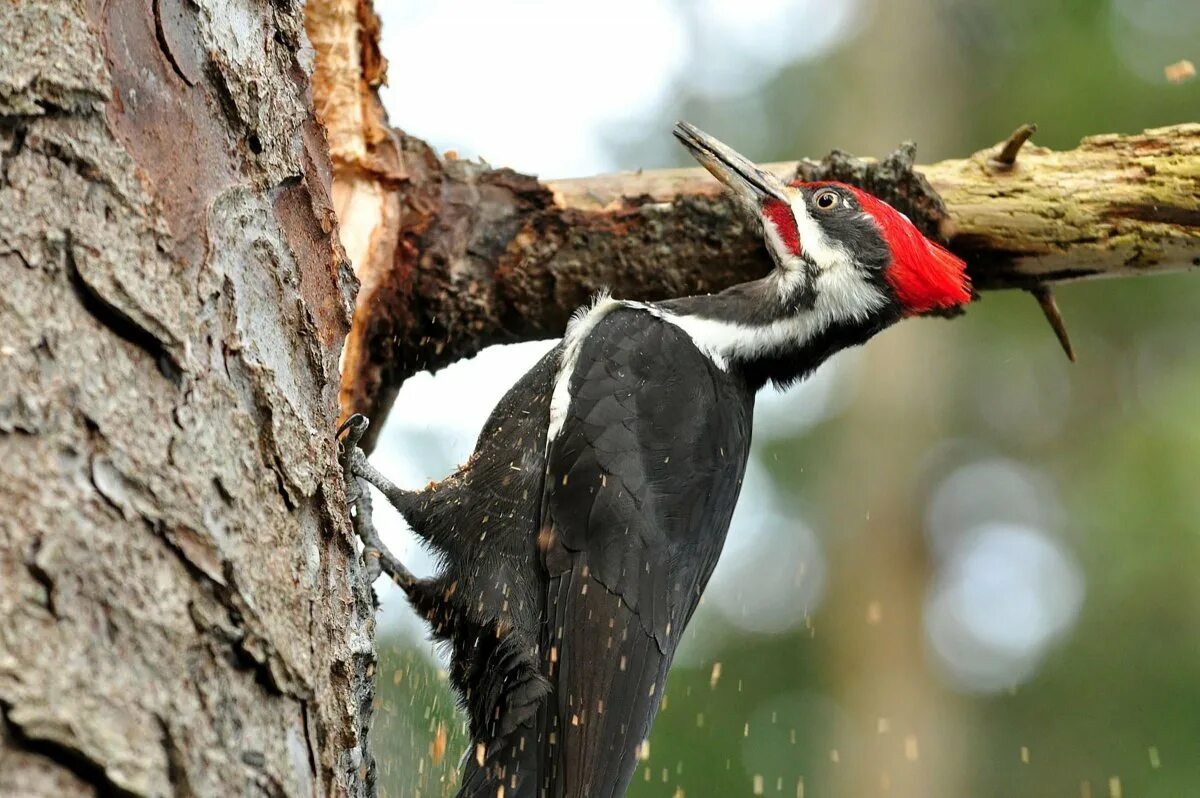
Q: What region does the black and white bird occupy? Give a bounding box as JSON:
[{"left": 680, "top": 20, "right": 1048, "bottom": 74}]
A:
[{"left": 341, "top": 122, "right": 972, "bottom": 798}]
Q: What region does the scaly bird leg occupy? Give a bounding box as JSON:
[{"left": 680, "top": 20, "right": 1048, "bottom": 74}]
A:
[{"left": 337, "top": 414, "right": 416, "bottom": 591}]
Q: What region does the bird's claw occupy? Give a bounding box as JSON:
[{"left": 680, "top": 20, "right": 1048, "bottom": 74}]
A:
[
  {"left": 337, "top": 413, "right": 369, "bottom": 451},
  {"left": 362, "top": 546, "right": 383, "bottom": 584},
  {"left": 334, "top": 414, "right": 418, "bottom": 592},
  {"left": 338, "top": 413, "right": 371, "bottom": 496}
]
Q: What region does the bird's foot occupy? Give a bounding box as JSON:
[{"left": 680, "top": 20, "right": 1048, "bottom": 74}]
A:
[{"left": 337, "top": 414, "right": 417, "bottom": 591}]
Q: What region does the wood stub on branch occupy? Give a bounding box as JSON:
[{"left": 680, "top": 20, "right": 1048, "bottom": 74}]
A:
[
  {"left": 988, "top": 123, "right": 1039, "bottom": 171},
  {"left": 336, "top": 124, "right": 1199, "bottom": 445}
]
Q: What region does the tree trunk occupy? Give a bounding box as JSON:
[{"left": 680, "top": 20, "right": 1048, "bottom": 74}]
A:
[{"left": 0, "top": 2, "right": 374, "bottom": 796}]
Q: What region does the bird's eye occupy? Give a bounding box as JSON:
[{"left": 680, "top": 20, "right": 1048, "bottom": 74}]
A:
[{"left": 814, "top": 189, "right": 839, "bottom": 210}]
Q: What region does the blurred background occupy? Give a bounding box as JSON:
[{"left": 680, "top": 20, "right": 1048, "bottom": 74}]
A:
[{"left": 362, "top": 1, "right": 1200, "bottom": 795}]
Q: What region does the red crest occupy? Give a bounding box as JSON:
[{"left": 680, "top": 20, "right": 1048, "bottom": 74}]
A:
[{"left": 844, "top": 186, "right": 972, "bottom": 314}]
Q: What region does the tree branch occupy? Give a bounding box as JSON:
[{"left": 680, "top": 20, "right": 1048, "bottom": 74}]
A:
[
  {"left": 335, "top": 124, "right": 1199, "bottom": 449},
  {"left": 304, "top": 2, "right": 1198, "bottom": 456}
]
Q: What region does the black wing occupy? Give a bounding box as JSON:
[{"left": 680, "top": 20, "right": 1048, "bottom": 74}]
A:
[{"left": 539, "top": 307, "right": 753, "bottom": 797}]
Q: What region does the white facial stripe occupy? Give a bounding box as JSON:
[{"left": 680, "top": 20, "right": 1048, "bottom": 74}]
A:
[
  {"left": 762, "top": 192, "right": 860, "bottom": 303},
  {"left": 789, "top": 192, "right": 854, "bottom": 273},
  {"left": 769, "top": 259, "right": 808, "bottom": 302},
  {"left": 812, "top": 261, "right": 890, "bottom": 324},
  {"left": 761, "top": 217, "right": 793, "bottom": 265}
]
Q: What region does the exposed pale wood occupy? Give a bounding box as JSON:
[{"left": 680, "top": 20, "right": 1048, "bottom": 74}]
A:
[{"left": 306, "top": 0, "right": 406, "bottom": 435}]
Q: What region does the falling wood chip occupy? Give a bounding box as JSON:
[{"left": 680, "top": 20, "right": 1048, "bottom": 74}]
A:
[
  {"left": 430, "top": 722, "right": 447, "bottom": 765},
  {"left": 1165, "top": 59, "right": 1195, "bottom": 83}
]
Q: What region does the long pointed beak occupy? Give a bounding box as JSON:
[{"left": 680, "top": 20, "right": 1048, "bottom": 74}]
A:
[{"left": 673, "top": 121, "right": 789, "bottom": 208}]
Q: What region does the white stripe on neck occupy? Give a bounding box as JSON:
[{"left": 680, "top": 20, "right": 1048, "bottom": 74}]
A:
[
  {"left": 660, "top": 265, "right": 887, "bottom": 369},
  {"left": 546, "top": 268, "right": 884, "bottom": 447}
]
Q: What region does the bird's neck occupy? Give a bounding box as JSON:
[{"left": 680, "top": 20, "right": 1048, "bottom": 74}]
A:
[{"left": 657, "top": 277, "right": 897, "bottom": 390}]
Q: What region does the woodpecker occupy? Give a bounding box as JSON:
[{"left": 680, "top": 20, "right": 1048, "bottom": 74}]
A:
[{"left": 341, "top": 122, "right": 971, "bottom": 798}]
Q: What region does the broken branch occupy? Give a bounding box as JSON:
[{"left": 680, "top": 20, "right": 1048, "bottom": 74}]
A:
[{"left": 336, "top": 124, "right": 1199, "bottom": 448}]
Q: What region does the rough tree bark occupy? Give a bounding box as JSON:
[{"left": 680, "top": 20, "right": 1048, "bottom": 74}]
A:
[
  {"left": 0, "top": 2, "right": 375, "bottom": 796},
  {"left": 306, "top": 4, "right": 1199, "bottom": 450}
]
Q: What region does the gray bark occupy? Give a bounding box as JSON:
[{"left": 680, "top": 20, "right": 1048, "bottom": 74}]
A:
[{"left": 0, "top": 1, "right": 374, "bottom": 796}]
